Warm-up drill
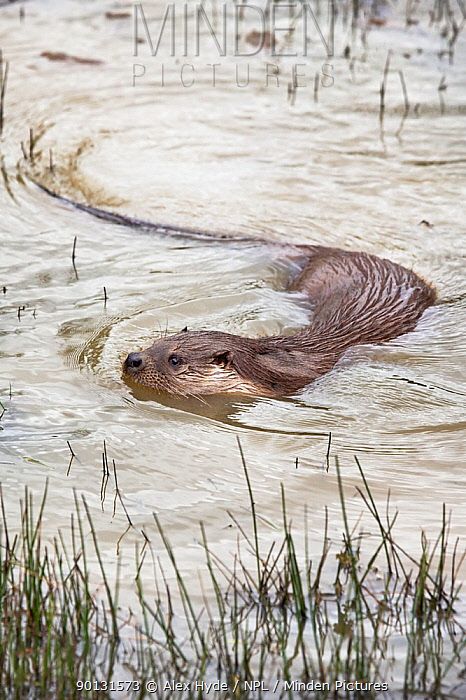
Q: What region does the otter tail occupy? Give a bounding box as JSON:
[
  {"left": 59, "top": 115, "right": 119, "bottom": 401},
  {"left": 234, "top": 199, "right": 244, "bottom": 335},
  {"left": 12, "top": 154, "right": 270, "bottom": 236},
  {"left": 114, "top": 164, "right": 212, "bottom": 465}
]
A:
[{"left": 33, "top": 181, "right": 262, "bottom": 244}]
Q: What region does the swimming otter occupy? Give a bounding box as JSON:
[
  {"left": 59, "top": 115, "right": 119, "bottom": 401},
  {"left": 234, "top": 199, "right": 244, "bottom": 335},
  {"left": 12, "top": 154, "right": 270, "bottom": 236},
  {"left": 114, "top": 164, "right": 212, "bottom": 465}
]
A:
[
  {"left": 123, "top": 247, "right": 435, "bottom": 397},
  {"left": 37, "top": 184, "right": 436, "bottom": 398}
]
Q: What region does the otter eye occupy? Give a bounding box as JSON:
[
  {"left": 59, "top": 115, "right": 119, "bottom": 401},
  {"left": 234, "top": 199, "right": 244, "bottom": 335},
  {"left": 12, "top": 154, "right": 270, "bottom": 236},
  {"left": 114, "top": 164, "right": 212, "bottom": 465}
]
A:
[{"left": 169, "top": 354, "right": 181, "bottom": 367}]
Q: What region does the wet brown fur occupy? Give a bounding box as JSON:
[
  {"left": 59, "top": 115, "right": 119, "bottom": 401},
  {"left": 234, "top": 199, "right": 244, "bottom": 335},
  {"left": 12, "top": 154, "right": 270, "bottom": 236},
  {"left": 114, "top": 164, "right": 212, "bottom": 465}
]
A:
[
  {"left": 35, "top": 184, "right": 436, "bottom": 398},
  {"left": 123, "top": 245, "right": 435, "bottom": 397}
]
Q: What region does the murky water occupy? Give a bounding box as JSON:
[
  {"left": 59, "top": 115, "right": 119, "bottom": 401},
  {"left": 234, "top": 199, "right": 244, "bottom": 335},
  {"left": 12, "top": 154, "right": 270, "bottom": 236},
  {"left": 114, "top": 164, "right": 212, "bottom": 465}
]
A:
[{"left": 0, "top": 0, "right": 465, "bottom": 626}]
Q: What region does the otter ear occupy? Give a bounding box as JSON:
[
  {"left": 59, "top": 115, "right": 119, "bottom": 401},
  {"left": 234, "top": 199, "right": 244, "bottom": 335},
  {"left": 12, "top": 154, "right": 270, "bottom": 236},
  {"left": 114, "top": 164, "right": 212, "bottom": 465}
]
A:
[{"left": 212, "top": 350, "right": 233, "bottom": 368}]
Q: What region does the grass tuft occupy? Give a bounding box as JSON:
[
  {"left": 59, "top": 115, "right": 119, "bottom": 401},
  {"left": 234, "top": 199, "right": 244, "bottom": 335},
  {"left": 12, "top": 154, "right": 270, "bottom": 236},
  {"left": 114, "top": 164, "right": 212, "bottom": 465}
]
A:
[{"left": 0, "top": 456, "right": 464, "bottom": 698}]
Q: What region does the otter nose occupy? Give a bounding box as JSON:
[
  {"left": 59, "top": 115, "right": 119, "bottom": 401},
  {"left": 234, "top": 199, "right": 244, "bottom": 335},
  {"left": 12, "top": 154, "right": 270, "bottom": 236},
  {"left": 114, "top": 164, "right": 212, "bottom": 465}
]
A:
[{"left": 125, "top": 352, "right": 144, "bottom": 370}]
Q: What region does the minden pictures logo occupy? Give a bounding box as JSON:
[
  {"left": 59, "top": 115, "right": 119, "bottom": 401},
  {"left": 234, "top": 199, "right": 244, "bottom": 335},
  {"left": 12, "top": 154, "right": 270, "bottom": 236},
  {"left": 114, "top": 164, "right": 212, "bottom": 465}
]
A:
[{"left": 131, "top": 1, "right": 336, "bottom": 90}]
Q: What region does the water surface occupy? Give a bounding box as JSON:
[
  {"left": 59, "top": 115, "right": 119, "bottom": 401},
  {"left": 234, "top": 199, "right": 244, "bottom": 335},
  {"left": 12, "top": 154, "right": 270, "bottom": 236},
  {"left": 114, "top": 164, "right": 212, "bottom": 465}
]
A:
[{"left": 0, "top": 0, "right": 465, "bottom": 608}]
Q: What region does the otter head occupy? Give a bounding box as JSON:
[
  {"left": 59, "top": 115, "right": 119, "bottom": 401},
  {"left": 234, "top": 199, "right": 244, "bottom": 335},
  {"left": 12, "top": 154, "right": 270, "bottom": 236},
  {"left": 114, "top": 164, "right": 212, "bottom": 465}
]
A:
[{"left": 122, "top": 329, "right": 262, "bottom": 397}]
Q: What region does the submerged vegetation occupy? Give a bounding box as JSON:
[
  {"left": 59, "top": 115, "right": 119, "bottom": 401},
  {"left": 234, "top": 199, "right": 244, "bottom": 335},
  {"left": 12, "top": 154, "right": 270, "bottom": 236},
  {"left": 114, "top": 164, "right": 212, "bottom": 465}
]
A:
[{"left": 0, "top": 452, "right": 464, "bottom": 699}]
